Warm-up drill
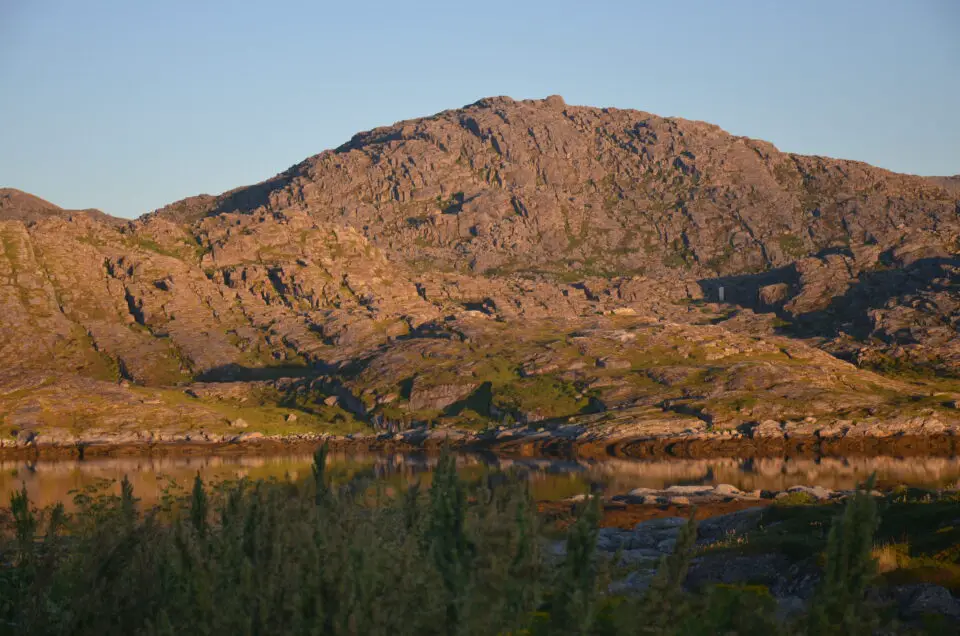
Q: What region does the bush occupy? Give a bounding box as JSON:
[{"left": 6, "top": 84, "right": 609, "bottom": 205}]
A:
[
  {"left": 546, "top": 494, "right": 602, "bottom": 635},
  {"left": 0, "top": 467, "right": 917, "bottom": 635},
  {"left": 0, "top": 449, "right": 545, "bottom": 636},
  {"left": 807, "top": 476, "right": 882, "bottom": 635},
  {"left": 775, "top": 491, "right": 818, "bottom": 506}
]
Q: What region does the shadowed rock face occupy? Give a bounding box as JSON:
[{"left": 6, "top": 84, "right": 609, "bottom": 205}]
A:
[{"left": 1, "top": 96, "right": 958, "bottom": 444}]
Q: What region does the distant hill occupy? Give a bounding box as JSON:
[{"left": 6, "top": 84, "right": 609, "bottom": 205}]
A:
[{"left": 0, "top": 187, "right": 123, "bottom": 225}]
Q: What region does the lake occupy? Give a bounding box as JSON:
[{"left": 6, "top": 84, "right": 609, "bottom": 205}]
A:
[{"left": 3, "top": 450, "right": 960, "bottom": 509}]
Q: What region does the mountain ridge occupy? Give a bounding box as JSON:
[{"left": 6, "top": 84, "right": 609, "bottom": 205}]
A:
[{"left": 148, "top": 95, "right": 957, "bottom": 280}]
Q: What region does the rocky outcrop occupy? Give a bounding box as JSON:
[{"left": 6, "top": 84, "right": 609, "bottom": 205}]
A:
[{"left": 407, "top": 380, "right": 479, "bottom": 412}]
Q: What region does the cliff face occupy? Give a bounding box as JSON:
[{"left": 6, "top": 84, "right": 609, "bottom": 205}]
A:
[{"left": 2, "top": 96, "right": 958, "bottom": 445}]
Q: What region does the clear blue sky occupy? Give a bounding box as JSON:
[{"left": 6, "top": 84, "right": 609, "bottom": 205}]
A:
[{"left": 1, "top": 0, "right": 958, "bottom": 218}]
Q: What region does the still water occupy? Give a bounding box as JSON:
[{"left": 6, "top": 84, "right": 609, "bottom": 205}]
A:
[{"left": 3, "top": 451, "right": 960, "bottom": 509}]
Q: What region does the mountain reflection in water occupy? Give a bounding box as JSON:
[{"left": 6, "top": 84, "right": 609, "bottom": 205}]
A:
[{"left": 2, "top": 452, "right": 960, "bottom": 509}]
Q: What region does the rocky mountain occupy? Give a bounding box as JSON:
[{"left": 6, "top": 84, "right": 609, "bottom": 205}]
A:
[{"left": 1, "top": 96, "right": 958, "bottom": 448}]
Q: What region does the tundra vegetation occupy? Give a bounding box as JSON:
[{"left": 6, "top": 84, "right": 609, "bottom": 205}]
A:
[{"left": 0, "top": 447, "right": 957, "bottom": 635}]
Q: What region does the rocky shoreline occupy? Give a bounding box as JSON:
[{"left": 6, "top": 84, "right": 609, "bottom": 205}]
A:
[
  {"left": 2, "top": 414, "right": 960, "bottom": 460},
  {"left": 546, "top": 485, "right": 960, "bottom": 623},
  {"left": 591, "top": 507, "right": 960, "bottom": 622},
  {"left": 610, "top": 482, "right": 867, "bottom": 506}
]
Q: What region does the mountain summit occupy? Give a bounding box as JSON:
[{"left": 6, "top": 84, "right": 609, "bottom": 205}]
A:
[{"left": 155, "top": 95, "right": 956, "bottom": 279}]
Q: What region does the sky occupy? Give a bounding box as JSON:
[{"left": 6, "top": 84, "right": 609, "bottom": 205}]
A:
[{"left": 1, "top": 1, "right": 958, "bottom": 218}]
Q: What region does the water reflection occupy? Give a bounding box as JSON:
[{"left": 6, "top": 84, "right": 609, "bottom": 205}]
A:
[{"left": 2, "top": 452, "right": 960, "bottom": 509}]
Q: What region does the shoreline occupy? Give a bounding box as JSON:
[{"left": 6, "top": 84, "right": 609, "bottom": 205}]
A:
[{"left": 1, "top": 428, "right": 958, "bottom": 461}]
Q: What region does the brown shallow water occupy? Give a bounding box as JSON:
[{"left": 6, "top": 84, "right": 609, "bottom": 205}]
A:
[{"left": 3, "top": 451, "right": 960, "bottom": 510}]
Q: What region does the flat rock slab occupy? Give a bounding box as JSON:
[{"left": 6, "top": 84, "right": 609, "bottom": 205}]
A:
[{"left": 696, "top": 507, "right": 766, "bottom": 544}]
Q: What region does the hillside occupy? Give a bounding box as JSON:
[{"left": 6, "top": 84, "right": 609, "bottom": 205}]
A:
[
  {"left": 1, "top": 96, "right": 958, "bottom": 449},
  {"left": 0, "top": 188, "right": 125, "bottom": 226}
]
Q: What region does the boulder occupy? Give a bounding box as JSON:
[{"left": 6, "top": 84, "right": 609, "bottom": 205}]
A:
[
  {"left": 617, "top": 548, "right": 663, "bottom": 565},
  {"left": 634, "top": 517, "right": 687, "bottom": 532},
  {"left": 758, "top": 283, "right": 791, "bottom": 306},
  {"left": 898, "top": 584, "right": 960, "bottom": 620},
  {"left": 697, "top": 507, "right": 765, "bottom": 544},
  {"left": 712, "top": 483, "right": 742, "bottom": 497},
  {"left": 751, "top": 420, "right": 785, "bottom": 439},
  {"left": 665, "top": 485, "right": 714, "bottom": 495},
  {"left": 408, "top": 381, "right": 478, "bottom": 412},
  {"left": 686, "top": 552, "right": 792, "bottom": 590}
]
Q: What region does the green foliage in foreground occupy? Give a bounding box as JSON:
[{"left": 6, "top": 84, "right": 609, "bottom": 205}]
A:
[{"left": 0, "top": 455, "right": 925, "bottom": 635}]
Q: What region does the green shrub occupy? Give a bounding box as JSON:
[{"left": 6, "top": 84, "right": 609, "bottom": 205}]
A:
[
  {"left": 778, "top": 233, "right": 806, "bottom": 258},
  {"left": 636, "top": 511, "right": 698, "bottom": 634},
  {"left": 807, "top": 476, "right": 881, "bottom": 635},
  {"left": 676, "top": 584, "right": 779, "bottom": 635},
  {"left": 0, "top": 467, "right": 929, "bottom": 635},
  {"left": 546, "top": 494, "right": 602, "bottom": 635},
  {"left": 0, "top": 450, "right": 547, "bottom": 636},
  {"left": 775, "top": 491, "right": 818, "bottom": 506},
  {"left": 427, "top": 448, "right": 474, "bottom": 632}
]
